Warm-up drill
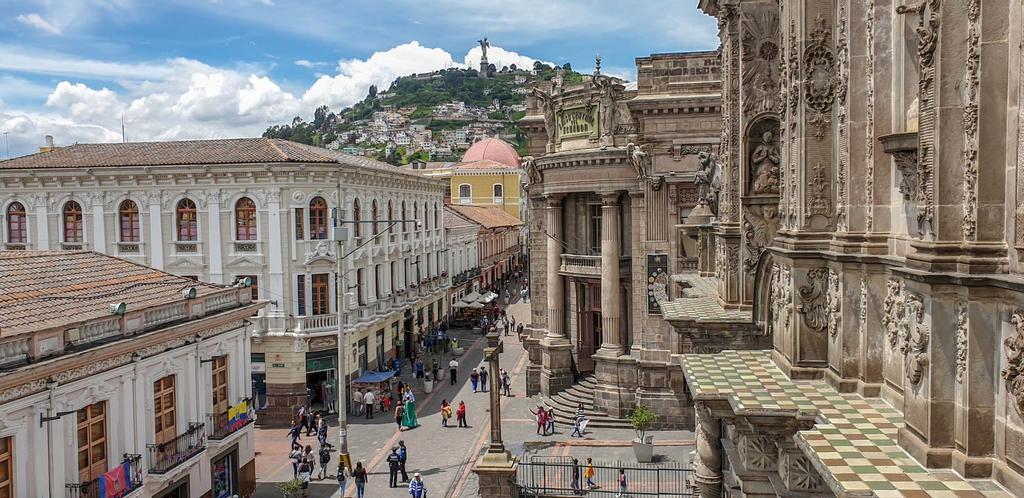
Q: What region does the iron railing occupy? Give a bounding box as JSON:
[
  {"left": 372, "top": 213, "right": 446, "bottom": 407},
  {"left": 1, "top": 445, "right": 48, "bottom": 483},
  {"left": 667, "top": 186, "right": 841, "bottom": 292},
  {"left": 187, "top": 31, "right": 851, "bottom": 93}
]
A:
[
  {"left": 146, "top": 422, "right": 206, "bottom": 474},
  {"left": 66, "top": 454, "right": 144, "bottom": 498},
  {"left": 515, "top": 456, "right": 694, "bottom": 497},
  {"left": 206, "top": 409, "right": 254, "bottom": 440}
]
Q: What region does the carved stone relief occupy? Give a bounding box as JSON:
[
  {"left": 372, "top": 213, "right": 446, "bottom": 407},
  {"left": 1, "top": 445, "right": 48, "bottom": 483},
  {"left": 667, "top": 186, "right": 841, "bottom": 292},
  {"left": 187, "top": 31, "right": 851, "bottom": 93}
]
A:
[
  {"left": 826, "top": 268, "right": 841, "bottom": 340},
  {"left": 780, "top": 452, "right": 826, "bottom": 492},
  {"left": 771, "top": 263, "right": 793, "bottom": 335},
  {"left": 741, "top": 10, "right": 781, "bottom": 117},
  {"left": 743, "top": 205, "right": 779, "bottom": 273},
  {"left": 902, "top": 293, "right": 930, "bottom": 388},
  {"left": 883, "top": 278, "right": 905, "bottom": 349},
  {"left": 1002, "top": 310, "right": 1024, "bottom": 413},
  {"left": 749, "top": 121, "right": 781, "bottom": 196},
  {"left": 798, "top": 268, "right": 828, "bottom": 332},
  {"left": 738, "top": 434, "right": 777, "bottom": 471},
  {"left": 807, "top": 162, "right": 834, "bottom": 218},
  {"left": 835, "top": 7, "right": 849, "bottom": 231},
  {"left": 955, "top": 301, "right": 968, "bottom": 383},
  {"left": 961, "top": 0, "right": 980, "bottom": 240},
  {"left": 803, "top": 15, "right": 837, "bottom": 140},
  {"left": 864, "top": 2, "right": 876, "bottom": 232}
]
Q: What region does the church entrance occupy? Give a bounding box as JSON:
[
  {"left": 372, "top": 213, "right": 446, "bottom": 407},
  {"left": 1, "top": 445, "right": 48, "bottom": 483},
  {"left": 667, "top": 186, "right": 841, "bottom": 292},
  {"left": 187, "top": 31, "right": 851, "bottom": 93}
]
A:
[{"left": 574, "top": 281, "right": 601, "bottom": 373}]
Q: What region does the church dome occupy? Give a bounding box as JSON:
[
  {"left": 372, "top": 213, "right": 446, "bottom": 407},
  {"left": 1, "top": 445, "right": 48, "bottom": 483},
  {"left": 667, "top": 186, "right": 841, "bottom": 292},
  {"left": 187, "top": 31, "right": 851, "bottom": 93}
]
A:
[{"left": 461, "top": 138, "right": 521, "bottom": 167}]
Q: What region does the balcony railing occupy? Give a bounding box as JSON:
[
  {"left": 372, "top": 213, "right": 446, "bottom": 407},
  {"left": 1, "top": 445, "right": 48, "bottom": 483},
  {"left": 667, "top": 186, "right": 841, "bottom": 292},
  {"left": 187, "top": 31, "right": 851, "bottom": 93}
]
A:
[
  {"left": 66, "top": 454, "right": 144, "bottom": 498},
  {"left": 559, "top": 254, "right": 631, "bottom": 277},
  {"left": 206, "top": 409, "right": 254, "bottom": 440},
  {"left": 146, "top": 423, "right": 206, "bottom": 474},
  {"left": 293, "top": 314, "right": 338, "bottom": 333}
]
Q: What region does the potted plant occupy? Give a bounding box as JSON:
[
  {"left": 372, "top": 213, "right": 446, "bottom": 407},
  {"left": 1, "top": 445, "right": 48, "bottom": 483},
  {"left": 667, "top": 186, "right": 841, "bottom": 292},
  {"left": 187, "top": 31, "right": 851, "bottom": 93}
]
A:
[
  {"left": 629, "top": 405, "right": 658, "bottom": 463},
  {"left": 277, "top": 479, "right": 303, "bottom": 498}
]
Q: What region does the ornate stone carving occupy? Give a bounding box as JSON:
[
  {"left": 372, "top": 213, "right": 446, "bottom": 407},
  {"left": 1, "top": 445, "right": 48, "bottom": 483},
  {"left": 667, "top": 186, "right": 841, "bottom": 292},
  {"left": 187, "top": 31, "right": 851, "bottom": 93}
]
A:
[
  {"left": 521, "top": 156, "right": 542, "bottom": 192},
  {"left": 864, "top": 3, "right": 876, "bottom": 232},
  {"left": 0, "top": 379, "right": 47, "bottom": 404},
  {"left": 1002, "top": 310, "right": 1024, "bottom": 413},
  {"left": 883, "top": 278, "right": 905, "bottom": 348},
  {"left": 695, "top": 152, "right": 722, "bottom": 215},
  {"left": 961, "top": 0, "right": 980, "bottom": 240},
  {"left": 807, "top": 162, "right": 833, "bottom": 218},
  {"left": 892, "top": 152, "right": 919, "bottom": 200},
  {"left": 786, "top": 453, "right": 826, "bottom": 492},
  {"left": 750, "top": 130, "right": 780, "bottom": 195},
  {"left": 741, "top": 10, "right": 781, "bottom": 117},
  {"left": 902, "top": 293, "right": 929, "bottom": 387},
  {"left": 826, "top": 268, "right": 842, "bottom": 339},
  {"left": 743, "top": 205, "right": 779, "bottom": 273},
  {"left": 739, "top": 434, "right": 777, "bottom": 471},
  {"left": 771, "top": 263, "right": 793, "bottom": 334},
  {"left": 530, "top": 86, "right": 557, "bottom": 150},
  {"left": 835, "top": 6, "right": 849, "bottom": 230},
  {"left": 797, "top": 268, "right": 828, "bottom": 332},
  {"left": 803, "top": 15, "right": 837, "bottom": 139},
  {"left": 627, "top": 143, "right": 661, "bottom": 190},
  {"left": 858, "top": 275, "right": 868, "bottom": 338},
  {"left": 51, "top": 353, "right": 134, "bottom": 385},
  {"left": 955, "top": 301, "right": 968, "bottom": 383}
]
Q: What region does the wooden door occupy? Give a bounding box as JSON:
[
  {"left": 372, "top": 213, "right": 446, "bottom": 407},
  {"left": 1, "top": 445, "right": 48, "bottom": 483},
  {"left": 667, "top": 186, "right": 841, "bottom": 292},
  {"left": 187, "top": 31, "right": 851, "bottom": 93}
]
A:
[
  {"left": 154, "top": 376, "right": 177, "bottom": 445},
  {"left": 0, "top": 436, "right": 12, "bottom": 498},
  {"left": 77, "top": 402, "right": 107, "bottom": 483},
  {"left": 212, "top": 356, "right": 229, "bottom": 430}
]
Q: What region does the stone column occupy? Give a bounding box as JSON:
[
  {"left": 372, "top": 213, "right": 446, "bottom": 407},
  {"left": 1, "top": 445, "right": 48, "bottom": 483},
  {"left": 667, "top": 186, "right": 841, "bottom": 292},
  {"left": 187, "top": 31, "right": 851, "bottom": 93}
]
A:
[
  {"left": 89, "top": 193, "right": 107, "bottom": 254},
  {"left": 694, "top": 404, "right": 722, "bottom": 498},
  {"left": 267, "top": 190, "right": 285, "bottom": 313},
  {"left": 207, "top": 190, "right": 224, "bottom": 284},
  {"left": 540, "top": 194, "right": 573, "bottom": 396},
  {"left": 147, "top": 192, "right": 164, "bottom": 270},
  {"left": 598, "top": 192, "right": 622, "bottom": 355},
  {"left": 31, "top": 193, "right": 49, "bottom": 250}
]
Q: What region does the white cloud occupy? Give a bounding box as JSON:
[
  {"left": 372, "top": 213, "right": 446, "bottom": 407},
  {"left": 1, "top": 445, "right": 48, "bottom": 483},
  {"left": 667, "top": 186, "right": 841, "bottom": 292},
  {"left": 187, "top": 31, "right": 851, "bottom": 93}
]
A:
[
  {"left": 294, "top": 60, "right": 328, "bottom": 69},
  {"left": 16, "top": 13, "right": 62, "bottom": 35}
]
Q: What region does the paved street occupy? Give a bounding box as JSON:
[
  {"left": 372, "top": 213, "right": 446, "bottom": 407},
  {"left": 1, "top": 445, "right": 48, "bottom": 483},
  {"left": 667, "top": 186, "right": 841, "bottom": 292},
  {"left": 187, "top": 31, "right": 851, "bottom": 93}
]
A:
[{"left": 253, "top": 297, "right": 695, "bottom": 497}]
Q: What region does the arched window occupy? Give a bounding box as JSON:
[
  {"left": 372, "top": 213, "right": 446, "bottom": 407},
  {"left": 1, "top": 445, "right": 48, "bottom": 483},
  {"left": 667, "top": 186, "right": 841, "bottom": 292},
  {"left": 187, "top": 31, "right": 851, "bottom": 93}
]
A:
[
  {"left": 458, "top": 184, "right": 472, "bottom": 204},
  {"left": 387, "top": 200, "right": 394, "bottom": 226},
  {"left": 433, "top": 203, "right": 439, "bottom": 230},
  {"left": 119, "top": 200, "right": 140, "bottom": 243},
  {"left": 235, "top": 197, "right": 257, "bottom": 240},
  {"left": 175, "top": 198, "right": 197, "bottom": 241},
  {"left": 401, "top": 201, "right": 408, "bottom": 233},
  {"left": 309, "top": 197, "right": 327, "bottom": 240},
  {"left": 424, "top": 202, "right": 430, "bottom": 231},
  {"left": 371, "top": 200, "right": 379, "bottom": 236},
  {"left": 63, "top": 201, "right": 83, "bottom": 243},
  {"left": 352, "top": 198, "right": 361, "bottom": 238},
  {"left": 493, "top": 184, "right": 503, "bottom": 199},
  {"left": 6, "top": 202, "right": 27, "bottom": 244},
  {"left": 412, "top": 202, "right": 418, "bottom": 232}
]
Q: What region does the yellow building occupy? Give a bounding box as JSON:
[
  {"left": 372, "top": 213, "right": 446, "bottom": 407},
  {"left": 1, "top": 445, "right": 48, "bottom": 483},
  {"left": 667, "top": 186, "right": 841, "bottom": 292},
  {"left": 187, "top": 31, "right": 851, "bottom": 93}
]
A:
[{"left": 421, "top": 138, "right": 524, "bottom": 220}]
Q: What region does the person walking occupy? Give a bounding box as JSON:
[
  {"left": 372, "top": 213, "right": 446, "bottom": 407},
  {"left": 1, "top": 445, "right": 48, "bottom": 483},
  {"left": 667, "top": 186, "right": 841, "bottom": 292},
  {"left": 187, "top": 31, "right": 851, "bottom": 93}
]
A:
[
  {"left": 337, "top": 461, "right": 348, "bottom": 497},
  {"left": 402, "top": 388, "right": 419, "bottom": 428},
  {"left": 470, "top": 368, "right": 479, "bottom": 392},
  {"left": 353, "top": 388, "right": 363, "bottom": 416},
  {"left": 585, "top": 458, "right": 597, "bottom": 489},
  {"left": 617, "top": 468, "right": 628, "bottom": 497},
  {"left": 529, "top": 406, "right": 547, "bottom": 435},
  {"left": 353, "top": 461, "right": 368, "bottom": 498},
  {"left": 296, "top": 405, "right": 309, "bottom": 435},
  {"left": 316, "top": 417, "right": 330, "bottom": 448},
  {"left": 288, "top": 443, "right": 303, "bottom": 478},
  {"left": 408, "top": 473, "right": 427, "bottom": 498},
  {"left": 449, "top": 358, "right": 459, "bottom": 385},
  {"left": 387, "top": 447, "right": 402, "bottom": 488},
  {"left": 364, "top": 389, "right": 375, "bottom": 419},
  {"left": 571, "top": 415, "right": 584, "bottom": 438},
  {"left": 298, "top": 455, "right": 312, "bottom": 497},
  {"left": 398, "top": 440, "right": 410, "bottom": 482},
  {"left": 306, "top": 412, "right": 319, "bottom": 437},
  {"left": 546, "top": 407, "right": 556, "bottom": 435},
  {"left": 395, "top": 403, "right": 406, "bottom": 430},
  {"left": 288, "top": 421, "right": 302, "bottom": 448},
  {"left": 456, "top": 400, "right": 468, "bottom": 427},
  {"left": 318, "top": 444, "right": 331, "bottom": 480},
  {"left": 570, "top": 458, "right": 582, "bottom": 495},
  {"left": 479, "top": 366, "right": 489, "bottom": 392},
  {"left": 441, "top": 399, "right": 452, "bottom": 427},
  {"left": 502, "top": 369, "right": 512, "bottom": 397}
]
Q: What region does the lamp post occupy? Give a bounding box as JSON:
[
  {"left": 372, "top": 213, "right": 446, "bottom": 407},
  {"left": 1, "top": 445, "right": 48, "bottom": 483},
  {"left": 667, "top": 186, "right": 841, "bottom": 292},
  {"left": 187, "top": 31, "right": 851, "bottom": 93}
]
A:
[
  {"left": 472, "top": 322, "right": 517, "bottom": 497},
  {"left": 333, "top": 181, "right": 420, "bottom": 471}
]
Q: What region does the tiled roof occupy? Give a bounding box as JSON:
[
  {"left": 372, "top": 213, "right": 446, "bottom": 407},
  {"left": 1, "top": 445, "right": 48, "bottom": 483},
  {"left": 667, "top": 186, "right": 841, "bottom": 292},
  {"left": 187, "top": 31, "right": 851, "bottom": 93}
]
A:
[
  {"left": 446, "top": 205, "right": 522, "bottom": 229},
  {"left": 0, "top": 138, "right": 425, "bottom": 178},
  {"left": 0, "top": 251, "right": 223, "bottom": 337},
  {"left": 443, "top": 205, "right": 477, "bottom": 229}
]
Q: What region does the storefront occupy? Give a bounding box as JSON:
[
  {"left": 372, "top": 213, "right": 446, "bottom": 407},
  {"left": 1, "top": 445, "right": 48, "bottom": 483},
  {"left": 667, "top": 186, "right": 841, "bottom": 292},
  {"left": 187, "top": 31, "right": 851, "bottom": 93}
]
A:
[
  {"left": 211, "top": 449, "right": 239, "bottom": 498},
  {"left": 305, "top": 350, "right": 337, "bottom": 413},
  {"left": 251, "top": 353, "right": 267, "bottom": 413}
]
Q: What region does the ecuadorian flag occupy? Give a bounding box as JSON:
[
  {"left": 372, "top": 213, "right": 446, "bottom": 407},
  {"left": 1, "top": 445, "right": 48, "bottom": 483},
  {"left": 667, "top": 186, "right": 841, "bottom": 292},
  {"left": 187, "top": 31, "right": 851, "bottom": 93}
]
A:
[{"left": 228, "top": 400, "right": 250, "bottom": 431}]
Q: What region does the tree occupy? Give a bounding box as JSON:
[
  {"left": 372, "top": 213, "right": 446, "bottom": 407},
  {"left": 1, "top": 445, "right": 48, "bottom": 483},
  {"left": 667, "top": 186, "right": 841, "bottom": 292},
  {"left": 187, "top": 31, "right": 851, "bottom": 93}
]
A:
[
  {"left": 509, "top": 63, "right": 518, "bottom": 72},
  {"left": 313, "top": 105, "right": 331, "bottom": 131},
  {"left": 533, "top": 61, "right": 543, "bottom": 72},
  {"left": 562, "top": 62, "right": 572, "bottom": 72}
]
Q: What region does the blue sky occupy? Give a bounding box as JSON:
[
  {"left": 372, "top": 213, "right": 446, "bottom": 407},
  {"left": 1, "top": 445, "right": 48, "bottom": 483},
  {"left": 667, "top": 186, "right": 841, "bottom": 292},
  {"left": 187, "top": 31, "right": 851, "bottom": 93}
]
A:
[{"left": 0, "top": 0, "right": 719, "bottom": 157}]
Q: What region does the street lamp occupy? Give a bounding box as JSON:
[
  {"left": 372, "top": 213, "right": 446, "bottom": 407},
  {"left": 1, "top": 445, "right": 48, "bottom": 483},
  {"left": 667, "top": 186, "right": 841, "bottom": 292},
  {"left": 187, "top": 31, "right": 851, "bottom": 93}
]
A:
[{"left": 333, "top": 180, "right": 421, "bottom": 472}]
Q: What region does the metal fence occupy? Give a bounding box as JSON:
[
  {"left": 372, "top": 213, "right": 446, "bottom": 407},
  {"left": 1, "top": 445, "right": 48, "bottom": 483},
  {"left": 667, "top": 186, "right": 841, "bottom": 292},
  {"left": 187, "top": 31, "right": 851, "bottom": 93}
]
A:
[
  {"left": 515, "top": 456, "right": 694, "bottom": 497},
  {"left": 66, "top": 454, "right": 144, "bottom": 498}
]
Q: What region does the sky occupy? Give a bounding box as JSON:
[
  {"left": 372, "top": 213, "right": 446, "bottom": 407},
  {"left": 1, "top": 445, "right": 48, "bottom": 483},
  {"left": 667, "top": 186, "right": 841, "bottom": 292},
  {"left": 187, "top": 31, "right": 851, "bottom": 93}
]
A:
[{"left": 0, "top": 0, "right": 719, "bottom": 158}]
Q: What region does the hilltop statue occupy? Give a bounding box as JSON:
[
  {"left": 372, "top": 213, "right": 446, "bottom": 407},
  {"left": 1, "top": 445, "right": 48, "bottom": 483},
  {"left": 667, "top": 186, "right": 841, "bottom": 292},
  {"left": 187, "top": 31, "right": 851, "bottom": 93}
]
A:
[{"left": 478, "top": 37, "right": 490, "bottom": 60}]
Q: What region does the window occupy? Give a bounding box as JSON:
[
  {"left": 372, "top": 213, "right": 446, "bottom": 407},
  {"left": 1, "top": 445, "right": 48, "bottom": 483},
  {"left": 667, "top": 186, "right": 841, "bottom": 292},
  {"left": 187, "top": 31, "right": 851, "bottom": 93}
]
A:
[
  {"left": 6, "top": 202, "right": 26, "bottom": 244},
  {"left": 374, "top": 264, "right": 382, "bottom": 299},
  {"left": 119, "top": 200, "right": 140, "bottom": 243},
  {"left": 356, "top": 269, "right": 366, "bottom": 306},
  {"left": 235, "top": 197, "right": 257, "bottom": 241},
  {"left": 352, "top": 199, "right": 361, "bottom": 238},
  {"left": 433, "top": 204, "right": 439, "bottom": 230},
  {"left": 240, "top": 275, "right": 259, "bottom": 300},
  {"left": 309, "top": 197, "right": 328, "bottom": 240},
  {"left": 211, "top": 356, "right": 229, "bottom": 430},
  {"left": 294, "top": 208, "right": 305, "bottom": 240},
  {"left": 153, "top": 375, "right": 177, "bottom": 446},
  {"left": 0, "top": 436, "right": 11, "bottom": 498},
  {"left": 493, "top": 184, "right": 504, "bottom": 198},
  {"left": 371, "top": 200, "right": 379, "bottom": 236},
  {"left": 77, "top": 401, "right": 107, "bottom": 483},
  {"left": 390, "top": 261, "right": 398, "bottom": 291},
  {"left": 589, "top": 204, "right": 602, "bottom": 254},
  {"left": 401, "top": 202, "right": 408, "bottom": 233},
  {"left": 376, "top": 330, "right": 385, "bottom": 370},
  {"left": 387, "top": 201, "right": 394, "bottom": 227},
  {"left": 311, "top": 274, "right": 329, "bottom": 315},
  {"left": 176, "top": 199, "right": 198, "bottom": 242},
  {"left": 296, "top": 275, "right": 306, "bottom": 315},
  {"left": 458, "top": 184, "right": 472, "bottom": 204},
  {"left": 63, "top": 201, "right": 84, "bottom": 243},
  {"left": 412, "top": 202, "right": 418, "bottom": 231},
  {"left": 424, "top": 203, "right": 430, "bottom": 231}
]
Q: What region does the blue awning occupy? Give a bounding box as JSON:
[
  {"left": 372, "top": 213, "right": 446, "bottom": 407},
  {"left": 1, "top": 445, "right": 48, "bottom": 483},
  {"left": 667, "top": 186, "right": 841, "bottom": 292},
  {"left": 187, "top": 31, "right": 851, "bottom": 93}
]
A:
[{"left": 352, "top": 370, "right": 397, "bottom": 384}]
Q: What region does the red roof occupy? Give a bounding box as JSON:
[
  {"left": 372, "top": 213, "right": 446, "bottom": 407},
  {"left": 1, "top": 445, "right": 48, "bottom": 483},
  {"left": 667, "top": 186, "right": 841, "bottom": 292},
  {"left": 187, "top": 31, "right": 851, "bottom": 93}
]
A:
[{"left": 460, "top": 138, "right": 521, "bottom": 167}]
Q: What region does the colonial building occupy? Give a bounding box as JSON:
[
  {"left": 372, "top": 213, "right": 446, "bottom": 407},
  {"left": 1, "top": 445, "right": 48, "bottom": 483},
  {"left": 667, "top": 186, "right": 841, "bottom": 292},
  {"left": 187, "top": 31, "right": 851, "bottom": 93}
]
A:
[
  {"left": 671, "top": 0, "right": 1024, "bottom": 496},
  {"left": 519, "top": 53, "right": 723, "bottom": 424},
  {"left": 0, "top": 138, "right": 448, "bottom": 424},
  {"left": 446, "top": 204, "right": 524, "bottom": 292},
  {"left": 0, "top": 250, "right": 261, "bottom": 498},
  {"left": 420, "top": 137, "right": 525, "bottom": 221},
  {"left": 445, "top": 205, "right": 482, "bottom": 312}
]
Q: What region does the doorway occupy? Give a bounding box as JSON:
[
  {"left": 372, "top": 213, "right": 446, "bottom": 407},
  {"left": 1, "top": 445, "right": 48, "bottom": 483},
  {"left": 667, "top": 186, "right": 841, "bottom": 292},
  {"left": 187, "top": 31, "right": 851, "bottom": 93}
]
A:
[{"left": 574, "top": 282, "right": 601, "bottom": 373}]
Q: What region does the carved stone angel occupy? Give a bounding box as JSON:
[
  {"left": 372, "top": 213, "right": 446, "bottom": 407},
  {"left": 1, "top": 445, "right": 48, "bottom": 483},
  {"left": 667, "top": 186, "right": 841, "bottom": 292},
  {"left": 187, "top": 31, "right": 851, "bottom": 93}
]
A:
[
  {"left": 626, "top": 142, "right": 648, "bottom": 181},
  {"left": 521, "top": 155, "right": 542, "bottom": 191},
  {"left": 530, "top": 87, "right": 557, "bottom": 148},
  {"left": 695, "top": 151, "right": 721, "bottom": 215}
]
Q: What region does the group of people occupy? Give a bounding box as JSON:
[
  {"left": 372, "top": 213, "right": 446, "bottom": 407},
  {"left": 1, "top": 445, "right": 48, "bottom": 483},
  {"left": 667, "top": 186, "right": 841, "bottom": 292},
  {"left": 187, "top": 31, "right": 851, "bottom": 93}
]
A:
[
  {"left": 568, "top": 458, "right": 629, "bottom": 496},
  {"left": 288, "top": 406, "right": 331, "bottom": 448},
  {"left": 394, "top": 384, "right": 419, "bottom": 430},
  {"left": 528, "top": 403, "right": 590, "bottom": 438},
  {"left": 439, "top": 398, "right": 468, "bottom": 427}
]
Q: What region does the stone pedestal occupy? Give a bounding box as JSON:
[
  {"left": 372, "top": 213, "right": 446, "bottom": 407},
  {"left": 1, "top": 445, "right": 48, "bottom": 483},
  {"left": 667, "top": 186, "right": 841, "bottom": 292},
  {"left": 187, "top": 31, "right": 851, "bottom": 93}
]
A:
[
  {"left": 540, "top": 336, "right": 574, "bottom": 396},
  {"left": 473, "top": 452, "right": 518, "bottom": 498}
]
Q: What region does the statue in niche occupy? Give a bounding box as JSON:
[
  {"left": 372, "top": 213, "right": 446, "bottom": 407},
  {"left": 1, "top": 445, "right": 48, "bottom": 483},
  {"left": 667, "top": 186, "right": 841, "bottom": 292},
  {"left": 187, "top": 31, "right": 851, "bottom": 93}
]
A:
[
  {"left": 695, "top": 151, "right": 721, "bottom": 215},
  {"left": 594, "top": 75, "right": 618, "bottom": 141},
  {"left": 750, "top": 130, "right": 780, "bottom": 195},
  {"left": 530, "top": 87, "right": 557, "bottom": 149}
]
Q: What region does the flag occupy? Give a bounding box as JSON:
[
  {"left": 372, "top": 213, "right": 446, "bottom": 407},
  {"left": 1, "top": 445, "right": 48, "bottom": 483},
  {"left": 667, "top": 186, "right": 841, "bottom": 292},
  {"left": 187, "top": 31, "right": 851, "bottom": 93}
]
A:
[
  {"left": 228, "top": 400, "right": 249, "bottom": 431},
  {"left": 97, "top": 461, "right": 132, "bottom": 498}
]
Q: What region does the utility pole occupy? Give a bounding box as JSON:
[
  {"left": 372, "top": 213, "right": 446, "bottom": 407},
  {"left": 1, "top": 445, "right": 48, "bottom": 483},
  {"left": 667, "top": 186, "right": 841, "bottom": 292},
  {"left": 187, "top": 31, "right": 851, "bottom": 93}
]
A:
[{"left": 3, "top": 132, "right": 8, "bottom": 159}]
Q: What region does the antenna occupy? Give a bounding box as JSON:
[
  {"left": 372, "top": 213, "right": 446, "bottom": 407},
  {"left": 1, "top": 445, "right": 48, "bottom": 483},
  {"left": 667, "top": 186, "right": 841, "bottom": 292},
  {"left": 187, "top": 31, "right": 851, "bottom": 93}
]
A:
[
  {"left": 2, "top": 132, "right": 8, "bottom": 159},
  {"left": 121, "top": 115, "right": 126, "bottom": 143}
]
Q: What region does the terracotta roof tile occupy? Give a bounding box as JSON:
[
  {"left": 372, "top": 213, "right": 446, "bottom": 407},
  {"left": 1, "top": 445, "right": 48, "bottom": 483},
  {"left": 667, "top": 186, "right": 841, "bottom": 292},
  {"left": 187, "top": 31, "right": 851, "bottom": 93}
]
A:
[
  {"left": 443, "top": 205, "right": 477, "bottom": 229},
  {"left": 0, "top": 251, "right": 224, "bottom": 337},
  {"left": 446, "top": 205, "right": 522, "bottom": 229}
]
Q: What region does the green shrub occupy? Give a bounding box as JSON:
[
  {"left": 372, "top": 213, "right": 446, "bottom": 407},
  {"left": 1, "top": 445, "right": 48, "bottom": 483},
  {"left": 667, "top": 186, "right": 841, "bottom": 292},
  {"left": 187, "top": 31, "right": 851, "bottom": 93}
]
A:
[
  {"left": 277, "top": 478, "right": 303, "bottom": 497},
  {"left": 629, "top": 405, "right": 657, "bottom": 442}
]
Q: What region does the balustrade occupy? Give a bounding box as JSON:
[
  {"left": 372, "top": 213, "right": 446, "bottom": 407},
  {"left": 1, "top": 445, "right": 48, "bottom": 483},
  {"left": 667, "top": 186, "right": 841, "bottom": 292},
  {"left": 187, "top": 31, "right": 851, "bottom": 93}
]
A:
[{"left": 146, "top": 423, "right": 206, "bottom": 474}]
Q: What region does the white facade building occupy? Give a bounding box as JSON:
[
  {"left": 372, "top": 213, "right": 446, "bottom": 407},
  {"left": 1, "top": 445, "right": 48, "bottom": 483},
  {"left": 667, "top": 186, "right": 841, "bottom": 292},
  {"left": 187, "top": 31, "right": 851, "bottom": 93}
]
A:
[
  {"left": 0, "top": 138, "right": 449, "bottom": 424},
  {"left": 444, "top": 206, "right": 480, "bottom": 308}
]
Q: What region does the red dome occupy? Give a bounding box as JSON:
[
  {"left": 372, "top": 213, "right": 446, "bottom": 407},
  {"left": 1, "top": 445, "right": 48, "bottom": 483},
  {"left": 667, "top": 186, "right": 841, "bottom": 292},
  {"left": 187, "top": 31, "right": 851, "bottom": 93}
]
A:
[{"left": 460, "top": 138, "right": 521, "bottom": 167}]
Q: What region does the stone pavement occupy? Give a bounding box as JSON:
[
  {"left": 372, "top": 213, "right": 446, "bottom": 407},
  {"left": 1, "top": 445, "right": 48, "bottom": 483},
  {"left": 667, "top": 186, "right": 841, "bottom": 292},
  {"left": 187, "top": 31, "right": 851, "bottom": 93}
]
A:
[{"left": 253, "top": 297, "right": 696, "bottom": 497}]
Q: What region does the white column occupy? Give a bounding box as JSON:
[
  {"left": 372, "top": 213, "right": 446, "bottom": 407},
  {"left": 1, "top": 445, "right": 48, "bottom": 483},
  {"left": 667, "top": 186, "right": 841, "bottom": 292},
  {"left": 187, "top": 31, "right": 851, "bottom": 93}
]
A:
[
  {"left": 91, "top": 195, "right": 107, "bottom": 253},
  {"left": 32, "top": 194, "right": 49, "bottom": 250},
  {"left": 207, "top": 191, "right": 224, "bottom": 284},
  {"left": 148, "top": 193, "right": 164, "bottom": 270},
  {"left": 268, "top": 190, "right": 285, "bottom": 312}
]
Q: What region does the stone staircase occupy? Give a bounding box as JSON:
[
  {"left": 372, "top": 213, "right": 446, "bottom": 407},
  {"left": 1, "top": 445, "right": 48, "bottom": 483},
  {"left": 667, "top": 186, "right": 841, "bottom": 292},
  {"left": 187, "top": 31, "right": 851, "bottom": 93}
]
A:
[{"left": 541, "top": 375, "right": 633, "bottom": 429}]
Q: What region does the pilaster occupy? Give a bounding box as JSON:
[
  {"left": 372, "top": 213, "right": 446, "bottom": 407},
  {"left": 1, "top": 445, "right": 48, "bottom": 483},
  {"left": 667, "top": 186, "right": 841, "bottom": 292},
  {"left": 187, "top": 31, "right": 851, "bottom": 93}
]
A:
[
  {"left": 90, "top": 194, "right": 107, "bottom": 254},
  {"left": 268, "top": 190, "right": 285, "bottom": 313},
  {"left": 147, "top": 194, "right": 164, "bottom": 270},
  {"left": 207, "top": 190, "right": 224, "bottom": 284}
]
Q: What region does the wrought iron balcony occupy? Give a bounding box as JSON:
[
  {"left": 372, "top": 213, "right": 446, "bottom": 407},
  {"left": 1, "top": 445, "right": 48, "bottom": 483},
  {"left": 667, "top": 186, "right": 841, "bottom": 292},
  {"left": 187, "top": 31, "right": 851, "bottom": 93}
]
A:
[
  {"left": 146, "top": 423, "right": 206, "bottom": 474},
  {"left": 66, "top": 454, "right": 144, "bottom": 498},
  {"left": 206, "top": 409, "right": 254, "bottom": 441},
  {"left": 558, "top": 254, "right": 630, "bottom": 278}
]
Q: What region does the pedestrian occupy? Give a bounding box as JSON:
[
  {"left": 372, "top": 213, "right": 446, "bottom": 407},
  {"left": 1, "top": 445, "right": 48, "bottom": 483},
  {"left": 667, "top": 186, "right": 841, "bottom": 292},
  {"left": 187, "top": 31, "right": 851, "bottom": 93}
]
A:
[
  {"left": 529, "top": 405, "right": 547, "bottom": 435},
  {"left": 585, "top": 458, "right": 597, "bottom": 489},
  {"left": 470, "top": 368, "right": 479, "bottom": 392},
  {"left": 409, "top": 472, "right": 427, "bottom": 498},
  {"left": 387, "top": 447, "right": 402, "bottom": 488},
  {"left": 570, "top": 458, "right": 581, "bottom": 494},
  {"left": 353, "top": 461, "right": 368, "bottom": 498},
  {"left": 398, "top": 440, "right": 409, "bottom": 482},
  {"left": 546, "top": 407, "right": 556, "bottom": 435},
  {"left": 432, "top": 361, "right": 441, "bottom": 382},
  {"left": 318, "top": 444, "right": 331, "bottom": 480},
  {"left": 449, "top": 358, "right": 459, "bottom": 385},
  {"left": 306, "top": 411, "right": 318, "bottom": 437},
  {"left": 502, "top": 370, "right": 512, "bottom": 397},
  {"left": 352, "top": 388, "right": 363, "bottom": 416},
  {"left": 288, "top": 421, "right": 302, "bottom": 447},
  {"left": 441, "top": 399, "right": 452, "bottom": 427},
  {"left": 317, "top": 417, "right": 330, "bottom": 448},
  {"left": 456, "top": 400, "right": 468, "bottom": 427},
  {"left": 415, "top": 358, "right": 425, "bottom": 379},
  {"left": 298, "top": 454, "right": 312, "bottom": 497},
  {"left": 395, "top": 403, "right": 406, "bottom": 430},
  {"left": 364, "top": 389, "right": 375, "bottom": 419},
  {"left": 297, "top": 405, "right": 309, "bottom": 435},
  {"left": 617, "top": 468, "right": 628, "bottom": 497},
  {"left": 402, "top": 388, "right": 419, "bottom": 429},
  {"left": 571, "top": 416, "right": 583, "bottom": 438},
  {"left": 337, "top": 461, "right": 348, "bottom": 496},
  {"left": 288, "top": 443, "right": 303, "bottom": 478},
  {"left": 480, "top": 366, "right": 489, "bottom": 392}
]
